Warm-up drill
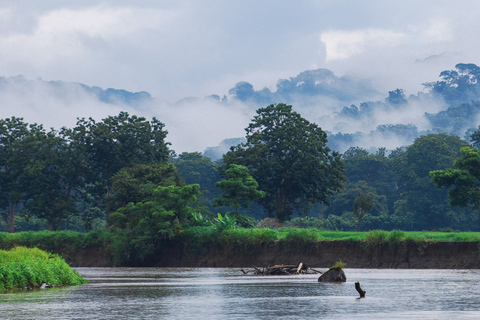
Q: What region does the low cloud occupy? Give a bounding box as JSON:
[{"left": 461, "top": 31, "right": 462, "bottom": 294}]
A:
[{"left": 321, "top": 28, "right": 406, "bottom": 62}]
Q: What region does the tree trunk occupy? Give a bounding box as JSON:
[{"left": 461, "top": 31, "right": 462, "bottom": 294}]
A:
[
  {"left": 48, "top": 221, "right": 53, "bottom": 231},
  {"left": 9, "top": 200, "right": 15, "bottom": 233},
  {"left": 54, "top": 217, "right": 63, "bottom": 231},
  {"left": 276, "top": 189, "right": 287, "bottom": 220}
]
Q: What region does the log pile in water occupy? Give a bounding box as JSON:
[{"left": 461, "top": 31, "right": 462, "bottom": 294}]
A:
[{"left": 241, "top": 262, "right": 322, "bottom": 275}]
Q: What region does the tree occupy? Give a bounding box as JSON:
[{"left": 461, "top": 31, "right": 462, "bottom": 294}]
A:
[
  {"left": 109, "top": 184, "right": 201, "bottom": 265},
  {"left": 0, "top": 117, "right": 39, "bottom": 233},
  {"left": 322, "top": 181, "right": 387, "bottom": 219},
  {"left": 213, "top": 164, "right": 265, "bottom": 214},
  {"left": 223, "top": 103, "right": 345, "bottom": 221},
  {"left": 423, "top": 63, "right": 480, "bottom": 105},
  {"left": 353, "top": 193, "right": 374, "bottom": 231},
  {"left": 69, "top": 112, "right": 170, "bottom": 198},
  {"left": 385, "top": 89, "right": 407, "bottom": 106},
  {"left": 172, "top": 152, "right": 221, "bottom": 209},
  {"left": 430, "top": 147, "right": 480, "bottom": 211},
  {"left": 21, "top": 129, "right": 79, "bottom": 231},
  {"left": 470, "top": 125, "right": 480, "bottom": 148},
  {"left": 392, "top": 133, "right": 470, "bottom": 230},
  {"left": 107, "top": 163, "right": 183, "bottom": 213}
]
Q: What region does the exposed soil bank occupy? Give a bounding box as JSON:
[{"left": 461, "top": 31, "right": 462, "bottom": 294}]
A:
[{"left": 69, "top": 241, "right": 480, "bottom": 269}]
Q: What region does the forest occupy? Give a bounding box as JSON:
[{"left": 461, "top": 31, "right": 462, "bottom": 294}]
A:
[{"left": 1, "top": 63, "right": 480, "bottom": 240}]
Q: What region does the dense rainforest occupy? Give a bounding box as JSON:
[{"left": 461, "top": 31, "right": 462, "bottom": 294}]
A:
[{"left": 1, "top": 63, "right": 480, "bottom": 240}]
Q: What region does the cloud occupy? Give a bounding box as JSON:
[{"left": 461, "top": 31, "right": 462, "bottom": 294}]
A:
[
  {"left": 320, "top": 28, "right": 407, "bottom": 61},
  {"left": 2, "top": 1, "right": 480, "bottom": 155}
]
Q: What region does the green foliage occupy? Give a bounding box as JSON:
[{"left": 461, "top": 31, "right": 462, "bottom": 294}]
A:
[
  {"left": 214, "top": 164, "right": 265, "bottom": 213},
  {"left": 364, "top": 230, "right": 388, "bottom": 245},
  {"left": 431, "top": 147, "right": 480, "bottom": 211},
  {"left": 284, "top": 216, "right": 325, "bottom": 229},
  {"left": 0, "top": 247, "right": 87, "bottom": 290},
  {"left": 212, "top": 212, "right": 237, "bottom": 231},
  {"left": 323, "top": 181, "right": 387, "bottom": 222},
  {"left": 281, "top": 228, "right": 319, "bottom": 248},
  {"left": 329, "top": 260, "right": 346, "bottom": 270},
  {"left": 107, "top": 163, "right": 183, "bottom": 213},
  {"left": 108, "top": 184, "right": 201, "bottom": 265},
  {"left": 172, "top": 152, "right": 221, "bottom": 209},
  {"left": 392, "top": 134, "right": 470, "bottom": 230},
  {"left": 191, "top": 212, "right": 211, "bottom": 227},
  {"left": 353, "top": 192, "right": 374, "bottom": 231},
  {"left": 223, "top": 103, "right": 345, "bottom": 221}
]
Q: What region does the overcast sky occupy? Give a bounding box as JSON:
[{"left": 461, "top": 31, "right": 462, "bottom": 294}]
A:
[{"left": 1, "top": 0, "right": 480, "bottom": 152}]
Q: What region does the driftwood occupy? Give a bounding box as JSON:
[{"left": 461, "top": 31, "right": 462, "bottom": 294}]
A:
[
  {"left": 355, "top": 282, "right": 366, "bottom": 298},
  {"left": 241, "top": 262, "right": 322, "bottom": 275}
]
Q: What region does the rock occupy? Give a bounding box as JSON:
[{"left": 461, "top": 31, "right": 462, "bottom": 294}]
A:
[
  {"left": 40, "top": 283, "right": 47, "bottom": 289},
  {"left": 318, "top": 268, "right": 346, "bottom": 282}
]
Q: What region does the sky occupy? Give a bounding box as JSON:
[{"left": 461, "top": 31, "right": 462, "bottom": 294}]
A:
[{"left": 1, "top": 0, "right": 480, "bottom": 152}]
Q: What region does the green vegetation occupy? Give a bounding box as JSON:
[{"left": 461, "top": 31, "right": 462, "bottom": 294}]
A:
[
  {"left": 223, "top": 103, "right": 345, "bottom": 221},
  {"left": 0, "top": 246, "right": 86, "bottom": 290},
  {"left": 214, "top": 164, "right": 265, "bottom": 214},
  {"left": 329, "top": 260, "right": 346, "bottom": 270},
  {"left": 431, "top": 147, "right": 480, "bottom": 211},
  {"left": 5, "top": 64, "right": 480, "bottom": 270}
]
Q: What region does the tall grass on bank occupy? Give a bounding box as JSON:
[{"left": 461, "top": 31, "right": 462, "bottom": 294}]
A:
[
  {"left": 0, "top": 230, "right": 113, "bottom": 262},
  {"left": 0, "top": 247, "right": 87, "bottom": 290}
]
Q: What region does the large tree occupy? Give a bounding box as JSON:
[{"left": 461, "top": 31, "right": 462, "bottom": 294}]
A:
[
  {"left": 223, "top": 103, "right": 345, "bottom": 221},
  {"left": 68, "top": 112, "right": 170, "bottom": 198}
]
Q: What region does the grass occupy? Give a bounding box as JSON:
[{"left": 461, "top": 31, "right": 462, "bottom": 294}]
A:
[
  {"left": 329, "top": 260, "right": 347, "bottom": 270},
  {"left": 0, "top": 247, "right": 87, "bottom": 290}
]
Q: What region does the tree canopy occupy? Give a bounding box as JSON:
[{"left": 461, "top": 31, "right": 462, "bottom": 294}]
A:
[
  {"left": 430, "top": 147, "right": 480, "bottom": 211},
  {"left": 213, "top": 164, "right": 265, "bottom": 213},
  {"left": 223, "top": 103, "right": 345, "bottom": 221}
]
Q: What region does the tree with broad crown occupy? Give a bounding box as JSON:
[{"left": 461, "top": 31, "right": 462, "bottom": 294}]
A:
[
  {"left": 222, "top": 103, "right": 345, "bottom": 221},
  {"left": 68, "top": 112, "right": 170, "bottom": 198},
  {"left": 213, "top": 164, "right": 265, "bottom": 214}
]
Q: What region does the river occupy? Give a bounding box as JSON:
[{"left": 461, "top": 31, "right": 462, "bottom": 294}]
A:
[{"left": 1, "top": 268, "right": 480, "bottom": 319}]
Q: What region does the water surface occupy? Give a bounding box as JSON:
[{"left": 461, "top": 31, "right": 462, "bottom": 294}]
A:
[{"left": 1, "top": 268, "right": 480, "bottom": 319}]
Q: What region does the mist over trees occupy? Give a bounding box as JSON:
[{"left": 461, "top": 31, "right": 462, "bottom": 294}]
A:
[
  {"left": 2, "top": 63, "right": 480, "bottom": 233},
  {"left": 208, "top": 63, "right": 480, "bottom": 155}
]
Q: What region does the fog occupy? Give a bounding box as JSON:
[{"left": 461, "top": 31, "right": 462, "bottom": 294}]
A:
[{"left": 1, "top": 1, "right": 480, "bottom": 153}]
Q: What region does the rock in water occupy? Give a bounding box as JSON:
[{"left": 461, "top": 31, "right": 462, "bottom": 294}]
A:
[{"left": 318, "top": 268, "right": 346, "bottom": 282}]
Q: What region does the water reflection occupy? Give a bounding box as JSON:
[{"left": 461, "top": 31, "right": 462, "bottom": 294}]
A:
[{"left": 1, "top": 268, "right": 480, "bottom": 319}]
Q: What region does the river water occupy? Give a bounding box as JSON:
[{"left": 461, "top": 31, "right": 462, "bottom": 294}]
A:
[{"left": 1, "top": 268, "right": 480, "bottom": 319}]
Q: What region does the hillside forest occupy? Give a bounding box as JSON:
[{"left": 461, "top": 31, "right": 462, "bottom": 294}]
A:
[{"left": 2, "top": 63, "right": 480, "bottom": 235}]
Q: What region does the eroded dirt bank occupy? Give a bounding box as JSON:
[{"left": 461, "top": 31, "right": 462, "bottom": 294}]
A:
[{"left": 69, "top": 241, "right": 480, "bottom": 269}]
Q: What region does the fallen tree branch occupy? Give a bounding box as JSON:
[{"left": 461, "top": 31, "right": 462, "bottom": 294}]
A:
[{"left": 355, "top": 282, "right": 366, "bottom": 298}]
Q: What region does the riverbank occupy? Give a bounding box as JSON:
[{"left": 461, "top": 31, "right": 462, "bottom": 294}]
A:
[
  {"left": 2, "top": 230, "right": 479, "bottom": 269},
  {"left": 68, "top": 240, "right": 480, "bottom": 269}
]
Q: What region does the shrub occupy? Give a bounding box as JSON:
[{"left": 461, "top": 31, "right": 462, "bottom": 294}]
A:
[{"left": 0, "top": 247, "right": 87, "bottom": 290}]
